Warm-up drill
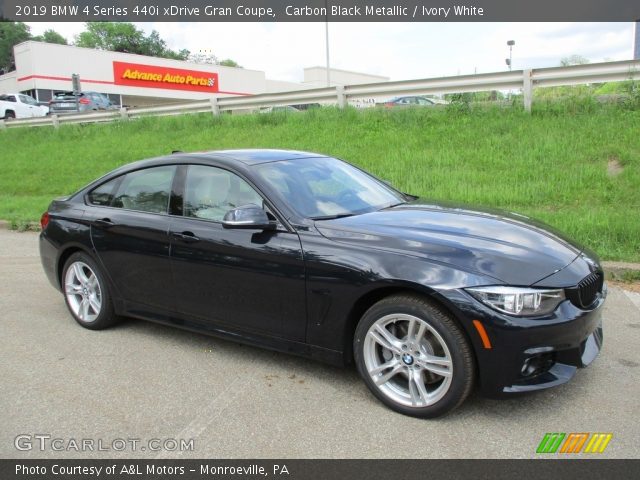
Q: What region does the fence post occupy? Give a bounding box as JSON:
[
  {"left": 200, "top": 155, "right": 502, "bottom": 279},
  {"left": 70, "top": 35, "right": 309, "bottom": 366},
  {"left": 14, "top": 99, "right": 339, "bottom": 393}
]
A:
[
  {"left": 210, "top": 97, "right": 220, "bottom": 116},
  {"left": 119, "top": 107, "right": 129, "bottom": 120},
  {"left": 336, "top": 85, "right": 347, "bottom": 109},
  {"left": 523, "top": 69, "right": 533, "bottom": 113},
  {"left": 52, "top": 114, "right": 60, "bottom": 129}
]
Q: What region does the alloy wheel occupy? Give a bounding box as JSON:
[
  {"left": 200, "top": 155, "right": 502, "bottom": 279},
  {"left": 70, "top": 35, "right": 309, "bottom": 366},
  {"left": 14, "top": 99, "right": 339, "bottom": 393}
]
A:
[
  {"left": 64, "top": 261, "right": 102, "bottom": 322},
  {"left": 363, "top": 313, "right": 453, "bottom": 408}
]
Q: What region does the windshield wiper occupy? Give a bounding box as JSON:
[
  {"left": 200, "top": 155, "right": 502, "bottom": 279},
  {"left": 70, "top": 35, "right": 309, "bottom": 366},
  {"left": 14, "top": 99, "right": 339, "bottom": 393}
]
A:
[
  {"left": 311, "top": 213, "right": 357, "bottom": 221},
  {"left": 381, "top": 201, "right": 408, "bottom": 210}
]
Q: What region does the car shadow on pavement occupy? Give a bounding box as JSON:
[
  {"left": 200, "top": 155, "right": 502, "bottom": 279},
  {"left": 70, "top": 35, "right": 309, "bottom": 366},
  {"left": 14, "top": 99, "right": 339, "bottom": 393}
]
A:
[{"left": 108, "top": 315, "right": 584, "bottom": 423}]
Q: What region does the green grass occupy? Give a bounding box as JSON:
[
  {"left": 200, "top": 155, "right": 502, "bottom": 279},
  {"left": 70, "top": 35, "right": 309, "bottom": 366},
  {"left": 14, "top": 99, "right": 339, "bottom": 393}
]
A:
[{"left": 1, "top": 104, "right": 639, "bottom": 261}]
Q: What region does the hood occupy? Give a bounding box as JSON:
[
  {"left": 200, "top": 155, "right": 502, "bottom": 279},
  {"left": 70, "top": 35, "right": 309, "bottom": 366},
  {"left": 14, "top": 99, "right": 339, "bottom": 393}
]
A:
[{"left": 314, "top": 199, "right": 583, "bottom": 285}]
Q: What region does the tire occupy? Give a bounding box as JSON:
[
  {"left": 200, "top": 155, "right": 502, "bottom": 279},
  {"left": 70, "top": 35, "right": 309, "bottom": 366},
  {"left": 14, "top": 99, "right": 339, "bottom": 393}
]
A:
[
  {"left": 4, "top": 111, "right": 15, "bottom": 120},
  {"left": 62, "top": 252, "right": 119, "bottom": 330},
  {"left": 354, "top": 294, "right": 475, "bottom": 418}
]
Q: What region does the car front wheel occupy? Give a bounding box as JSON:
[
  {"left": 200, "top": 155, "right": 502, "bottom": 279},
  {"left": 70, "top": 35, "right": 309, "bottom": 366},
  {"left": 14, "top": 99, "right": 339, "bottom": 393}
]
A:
[
  {"left": 354, "top": 294, "right": 475, "bottom": 418},
  {"left": 62, "top": 252, "right": 119, "bottom": 330}
]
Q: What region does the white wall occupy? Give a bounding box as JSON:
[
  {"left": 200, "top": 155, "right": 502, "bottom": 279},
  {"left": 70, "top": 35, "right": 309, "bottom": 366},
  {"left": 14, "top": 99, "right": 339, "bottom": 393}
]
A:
[
  {"left": 303, "top": 67, "right": 389, "bottom": 87},
  {"left": 12, "top": 41, "right": 268, "bottom": 100},
  {"left": 265, "top": 79, "right": 311, "bottom": 93},
  {"left": 3, "top": 42, "right": 391, "bottom": 103},
  {"left": 0, "top": 71, "right": 18, "bottom": 93}
]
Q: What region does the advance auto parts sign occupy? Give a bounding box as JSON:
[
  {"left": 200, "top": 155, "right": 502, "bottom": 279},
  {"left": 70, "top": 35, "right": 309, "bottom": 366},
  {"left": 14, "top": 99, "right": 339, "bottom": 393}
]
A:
[{"left": 113, "top": 61, "right": 219, "bottom": 93}]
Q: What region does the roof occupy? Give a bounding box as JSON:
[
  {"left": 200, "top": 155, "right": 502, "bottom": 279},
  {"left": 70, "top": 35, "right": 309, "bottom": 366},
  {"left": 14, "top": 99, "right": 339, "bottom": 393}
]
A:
[
  {"left": 188, "top": 149, "right": 325, "bottom": 166},
  {"left": 75, "top": 149, "right": 329, "bottom": 197}
]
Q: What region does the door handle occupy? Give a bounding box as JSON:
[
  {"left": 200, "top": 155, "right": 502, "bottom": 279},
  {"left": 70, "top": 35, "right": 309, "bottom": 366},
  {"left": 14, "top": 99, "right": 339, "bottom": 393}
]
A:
[
  {"left": 93, "top": 218, "right": 115, "bottom": 228},
  {"left": 172, "top": 231, "right": 200, "bottom": 243}
]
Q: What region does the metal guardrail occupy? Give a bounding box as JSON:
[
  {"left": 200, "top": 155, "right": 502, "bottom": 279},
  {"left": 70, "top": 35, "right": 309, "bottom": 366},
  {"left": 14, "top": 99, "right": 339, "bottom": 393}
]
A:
[{"left": 2, "top": 59, "right": 638, "bottom": 130}]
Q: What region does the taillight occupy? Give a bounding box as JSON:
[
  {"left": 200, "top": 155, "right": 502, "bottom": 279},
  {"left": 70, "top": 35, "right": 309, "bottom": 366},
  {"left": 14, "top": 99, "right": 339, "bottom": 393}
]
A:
[
  {"left": 40, "top": 212, "right": 50, "bottom": 230},
  {"left": 385, "top": 102, "right": 394, "bottom": 108},
  {"left": 79, "top": 97, "right": 90, "bottom": 105}
]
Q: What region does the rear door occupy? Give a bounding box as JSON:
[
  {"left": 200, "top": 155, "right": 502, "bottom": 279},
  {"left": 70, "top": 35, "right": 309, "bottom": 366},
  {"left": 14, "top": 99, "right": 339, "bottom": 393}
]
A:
[
  {"left": 168, "top": 164, "right": 307, "bottom": 340},
  {"left": 86, "top": 165, "right": 177, "bottom": 316}
]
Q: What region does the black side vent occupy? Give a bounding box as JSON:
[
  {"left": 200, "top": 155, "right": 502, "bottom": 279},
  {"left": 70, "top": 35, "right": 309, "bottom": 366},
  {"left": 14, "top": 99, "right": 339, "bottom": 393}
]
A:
[{"left": 566, "top": 272, "right": 603, "bottom": 309}]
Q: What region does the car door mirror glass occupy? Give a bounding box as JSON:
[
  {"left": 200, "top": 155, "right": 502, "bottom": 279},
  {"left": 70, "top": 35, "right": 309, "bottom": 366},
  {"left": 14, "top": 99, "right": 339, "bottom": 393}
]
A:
[{"left": 222, "top": 205, "right": 274, "bottom": 230}]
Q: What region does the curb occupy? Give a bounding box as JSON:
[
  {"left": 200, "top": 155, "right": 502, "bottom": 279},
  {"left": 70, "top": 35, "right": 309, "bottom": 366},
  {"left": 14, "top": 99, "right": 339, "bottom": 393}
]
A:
[
  {"left": 0, "top": 220, "right": 39, "bottom": 231},
  {"left": 602, "top": 261, "right": 640, "bottom": 283},
  {"left": 602, "top": 261, "right": 640, "bottom": 272}
]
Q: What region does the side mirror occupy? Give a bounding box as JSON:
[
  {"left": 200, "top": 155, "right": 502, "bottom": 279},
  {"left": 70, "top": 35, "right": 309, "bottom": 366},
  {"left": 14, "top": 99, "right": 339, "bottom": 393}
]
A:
[{"left": 222, "top": 205, "right": 275, "bottom": 230}]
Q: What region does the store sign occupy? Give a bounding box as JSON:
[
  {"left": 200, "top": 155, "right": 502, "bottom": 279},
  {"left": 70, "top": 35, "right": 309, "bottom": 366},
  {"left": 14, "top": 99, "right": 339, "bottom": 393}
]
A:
[{"left": 113, "top": 61, "right": 219, "bottom": 92}]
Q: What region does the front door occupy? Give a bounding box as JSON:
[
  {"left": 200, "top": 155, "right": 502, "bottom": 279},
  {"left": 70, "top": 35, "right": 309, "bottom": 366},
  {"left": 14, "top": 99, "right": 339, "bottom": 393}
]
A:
[{"left": 169, "top": 164, "right": 307, "bottom": 341}]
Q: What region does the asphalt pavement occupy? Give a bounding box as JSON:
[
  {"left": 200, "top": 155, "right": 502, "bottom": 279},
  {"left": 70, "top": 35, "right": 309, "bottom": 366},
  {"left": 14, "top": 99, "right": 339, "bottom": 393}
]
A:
[{"left": 1, "top": 230, "right": 639, "bottom": 459}]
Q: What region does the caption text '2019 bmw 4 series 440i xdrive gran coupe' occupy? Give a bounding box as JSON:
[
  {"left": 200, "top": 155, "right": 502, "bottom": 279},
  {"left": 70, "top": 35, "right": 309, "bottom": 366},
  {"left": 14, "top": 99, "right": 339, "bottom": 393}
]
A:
[{"left": 39, "top": 150, "right": 606, "bottom": 418}]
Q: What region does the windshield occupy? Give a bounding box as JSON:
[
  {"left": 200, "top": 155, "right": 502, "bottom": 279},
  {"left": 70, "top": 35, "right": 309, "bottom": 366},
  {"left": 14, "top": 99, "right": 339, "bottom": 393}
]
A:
[{"left": 254, "top": 157, "right": 406, "bottom": 219}]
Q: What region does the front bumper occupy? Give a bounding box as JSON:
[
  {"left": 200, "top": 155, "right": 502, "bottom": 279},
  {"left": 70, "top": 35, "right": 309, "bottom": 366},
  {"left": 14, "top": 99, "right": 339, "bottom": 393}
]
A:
[
  {"left": 442, "top": 286, "right": 605, "bottom": 398},
  {"left": 502, "top": 318, "right": 603, "bottom": 394}
]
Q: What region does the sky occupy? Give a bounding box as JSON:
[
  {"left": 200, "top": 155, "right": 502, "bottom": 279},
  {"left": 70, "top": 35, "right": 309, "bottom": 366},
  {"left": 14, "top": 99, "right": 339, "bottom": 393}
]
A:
[{"left": 26, "top": 22, "right": 636, "bottom": 82}]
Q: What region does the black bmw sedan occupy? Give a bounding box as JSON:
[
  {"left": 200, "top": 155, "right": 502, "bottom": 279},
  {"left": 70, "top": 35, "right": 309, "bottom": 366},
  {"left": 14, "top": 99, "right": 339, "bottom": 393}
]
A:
[{"left": 39, "top": 150, "right": 606, "bottom": 418}]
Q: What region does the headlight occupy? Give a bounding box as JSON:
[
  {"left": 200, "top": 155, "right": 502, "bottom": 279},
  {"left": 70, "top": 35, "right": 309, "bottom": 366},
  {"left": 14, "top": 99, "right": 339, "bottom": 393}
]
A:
[{"left": 466, "top": 286, "right": 565, "bottom": 316}]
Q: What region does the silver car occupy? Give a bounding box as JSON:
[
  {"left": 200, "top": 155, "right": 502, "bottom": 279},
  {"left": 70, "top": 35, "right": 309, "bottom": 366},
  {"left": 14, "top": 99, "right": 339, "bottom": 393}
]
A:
[{"left": 48, "top": 91, "right": 117, "bottom": 114}]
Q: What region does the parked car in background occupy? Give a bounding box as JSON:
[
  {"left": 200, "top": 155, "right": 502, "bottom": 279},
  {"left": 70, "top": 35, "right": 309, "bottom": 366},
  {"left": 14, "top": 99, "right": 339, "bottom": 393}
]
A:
[
  {"left": 259, "top": 105, "right": 300, "bottom": 114},
  {"left": 49, "top": 91, "right": 117, "bottom": 114},
  {"left": 40, "top": 149, "right": 606, "bottom": 419},
  {"left": 378, "top": 96, "right": 438, "bottom": 108},
  {"left": 0, "top": 93, "right": 49, "bottom": 119}
]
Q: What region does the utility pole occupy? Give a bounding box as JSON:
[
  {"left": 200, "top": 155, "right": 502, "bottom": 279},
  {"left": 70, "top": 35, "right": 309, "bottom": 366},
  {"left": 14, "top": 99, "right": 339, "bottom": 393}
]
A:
[
  {"left": 325, "top": 1, "right": 331, "bottom": 87},
  {"left": 634, "top": 21, "right": 639, "bottom": 60}
]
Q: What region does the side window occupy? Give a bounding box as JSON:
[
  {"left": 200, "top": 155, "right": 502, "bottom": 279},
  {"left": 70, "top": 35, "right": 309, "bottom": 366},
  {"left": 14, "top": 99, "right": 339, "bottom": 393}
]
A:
[
  {"left": 113, "top": 166, "right": 176, "bottom": 214},
  {"left": 184, "top": 165, "right": 263, "bottom": 222},
  {"left": 19, "top": 95, "right": 35, "bottom": 104},
  {"left": 87, "top": 177, "right": 120, "bottom": 206}
]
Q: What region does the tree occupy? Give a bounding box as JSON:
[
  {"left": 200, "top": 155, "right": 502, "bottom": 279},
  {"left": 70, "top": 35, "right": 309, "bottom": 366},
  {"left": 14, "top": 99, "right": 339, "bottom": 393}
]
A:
[
  {"left": 188, "top": 51, "right": 243, "bottom": 68},
  {"left": 34, "top": 29, "right": 68, "bottom": 45},
  {"left": 219, "top": 59, "right": 242, "bottom": 68},
  {"left": 0, "top": 21, "right": 31, "bottom": 72},
  {"left": 75, "top": 22, "right": 189, "bottom": 60},
  {"left": 188, "top": 51, "right": 218, "bottom": 65},
  {"left": 560, "top": 55, "right": 590, "bottom": 67}
]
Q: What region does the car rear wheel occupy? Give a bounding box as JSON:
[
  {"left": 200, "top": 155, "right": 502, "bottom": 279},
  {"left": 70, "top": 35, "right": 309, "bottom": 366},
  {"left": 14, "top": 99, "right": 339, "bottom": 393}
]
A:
[
  {"left": 62, "top": 252, "right": 119, "bottom": 330},
  {"left": 354, "top": 294, "right": 475, "bottom": 418},
  {"left": 4, "top": 111, "right": 15, "bottom": 120}
]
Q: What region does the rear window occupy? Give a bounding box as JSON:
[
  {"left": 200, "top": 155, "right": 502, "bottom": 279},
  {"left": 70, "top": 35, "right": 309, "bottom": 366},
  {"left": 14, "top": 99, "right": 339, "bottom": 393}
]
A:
[
  {"left": 54, "top": 92, "right": 78, "bottom": 99},
  {"left": 112, "top": 166, "right": 176, "bottom": 214},
  {"left": 87, "top": 178, "right": 119, "bottom": 206}
]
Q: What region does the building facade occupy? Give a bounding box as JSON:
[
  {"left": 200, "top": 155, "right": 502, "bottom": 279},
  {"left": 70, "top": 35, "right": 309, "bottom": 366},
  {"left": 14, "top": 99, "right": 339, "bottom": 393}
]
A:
[{"left": 0, "top": 41, "right": 389, "bottom": 107}]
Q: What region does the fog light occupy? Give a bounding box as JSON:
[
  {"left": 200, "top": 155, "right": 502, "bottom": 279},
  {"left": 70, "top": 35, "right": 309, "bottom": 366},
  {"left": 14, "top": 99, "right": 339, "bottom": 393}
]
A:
[{"left": 521, "top": 353, "right": 555, "bottom": 377}]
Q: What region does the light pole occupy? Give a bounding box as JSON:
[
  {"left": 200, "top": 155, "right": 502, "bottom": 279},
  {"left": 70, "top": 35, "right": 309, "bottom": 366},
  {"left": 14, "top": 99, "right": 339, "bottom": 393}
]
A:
[
  {"left": 506, "top": 40, "right": 515, "bottom": 71},
  {"left": 325, "top": 1, "right": 331, "bottom": 86}
]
